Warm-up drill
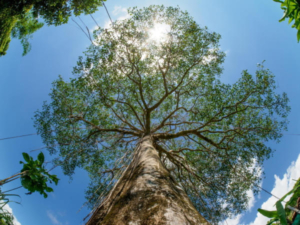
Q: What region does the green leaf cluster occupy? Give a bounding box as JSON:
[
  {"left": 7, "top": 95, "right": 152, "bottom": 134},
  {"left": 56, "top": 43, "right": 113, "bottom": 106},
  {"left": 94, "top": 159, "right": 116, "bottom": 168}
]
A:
[
  {"left": 20, "top": 152, "right": 59, "bottom": 198},
  {"left": 1, "top": 0, "right": 106, "bottom": 26},
  {"left": 0, "top": 0, "right": 106, "bottom": 56},
  {"left": 0, "top": 152, "right": 59, "bottom": 224},
  {"left": 274, "top": 0, "right": 300, "bottom": 42},
  {"left": 0, "top": 9, "right": 43, "bottom": 56},
  {"left": 258, "top": 178, "right": 300, "bottom": 225},
  {"left": 0, "top": 188, "right": 18, "bottom": 225},
  {"left": 0, "top": 209, "right": 14, "bottom": 225}
]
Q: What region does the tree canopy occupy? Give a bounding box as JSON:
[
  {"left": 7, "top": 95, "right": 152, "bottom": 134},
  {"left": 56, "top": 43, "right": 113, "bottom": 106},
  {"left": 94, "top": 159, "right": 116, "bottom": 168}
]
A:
[
  {"left": 34, "top": 5, "right": 290, "bottom": 224},
  {"left": 0, "top": 0, "right": 106, "bottom": 56},
  {"left": 0, "top": 10, "right": 44, "bottom": 56}
]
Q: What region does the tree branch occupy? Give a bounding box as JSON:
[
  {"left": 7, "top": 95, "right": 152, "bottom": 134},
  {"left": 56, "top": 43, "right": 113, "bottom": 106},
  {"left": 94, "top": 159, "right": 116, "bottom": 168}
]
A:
[{"left": 69, "top": 115, "right": 141, "bottom": 137}]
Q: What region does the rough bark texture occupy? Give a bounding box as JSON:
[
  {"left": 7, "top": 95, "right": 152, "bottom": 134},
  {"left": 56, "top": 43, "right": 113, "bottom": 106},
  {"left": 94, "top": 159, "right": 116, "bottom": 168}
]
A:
[{"left": 86, "top": 136, "right": 210, "bottom": 225}]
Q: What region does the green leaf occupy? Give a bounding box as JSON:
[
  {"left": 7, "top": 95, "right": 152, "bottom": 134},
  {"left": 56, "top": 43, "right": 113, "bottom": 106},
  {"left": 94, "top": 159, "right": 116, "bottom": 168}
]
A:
[
  {"left": 37, "top": 152, "right": 45, "bottom": 164},
  {"left": 29, "top": 174, "right": 37, "bottom": 181},
  {"left": 36, "top": 185, "right": 43, "bottom": 193},
  {"left": 45, "top": 187, "right": 54, "bottom": 192},
  {"left": 257, "top": 208, "right": 278, "bottom": 218},
  {"left": 22, "top": 164, "right": 31, "bottom": 170},
  {"left": 52, "top": 177, "right": 59, "bottom": 185},
  {"left": 276, "top": 184, "right": 300, "bottom": 204},
  {"left": 297, "top": 29, "right": 300, "bottom": 42},
  {"left": 279, "top": 10, "right": 288, "bottom": 22},
  {"left": 293, "top": 214, "right": 300, "bottom": 225},
  {"left": 43, "top": 193, "right": 48, "bottom": 198},
  {"left": 273, "top": 0, "right": 284, "bottom": 2},
  {"left": 275, "top": 201, "right": 288, "bottom": 225},
  {"left": 22, "top": 152, "right": 30, "bottom": 162},
  {"left": 21, "top": 177, "right": 32, "bottom": 189}
]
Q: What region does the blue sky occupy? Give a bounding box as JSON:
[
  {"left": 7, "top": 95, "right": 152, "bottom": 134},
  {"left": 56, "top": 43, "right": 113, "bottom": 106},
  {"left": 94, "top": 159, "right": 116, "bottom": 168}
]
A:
[{"left": 1, "top": 0, "right": 300, "bottom": 224}]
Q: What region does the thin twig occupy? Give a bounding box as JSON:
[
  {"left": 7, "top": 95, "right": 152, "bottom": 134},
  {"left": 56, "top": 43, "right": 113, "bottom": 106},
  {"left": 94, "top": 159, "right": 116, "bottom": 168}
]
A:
[{"left": 102, "top": 0, "right": 113, "bottom": 24}]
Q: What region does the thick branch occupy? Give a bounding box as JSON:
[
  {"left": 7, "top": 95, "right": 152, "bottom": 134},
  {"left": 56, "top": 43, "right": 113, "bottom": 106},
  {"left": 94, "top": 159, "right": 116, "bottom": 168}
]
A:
[{"left": 69, "top": 115, "right": 141, "bottom": 137}]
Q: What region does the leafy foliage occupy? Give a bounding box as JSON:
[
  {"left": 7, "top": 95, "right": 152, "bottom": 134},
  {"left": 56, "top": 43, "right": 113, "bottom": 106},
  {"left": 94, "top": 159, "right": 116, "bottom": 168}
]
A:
[
  {"left": 11, "top": 12, "right": 44, "bottom": 56},
  {"left": 34, "top": 5, "right": 290, "bottom": 224},
  {"left": 0, "top": 9, "right": 18, "bottom": 56},
  {"left": 0, "top": 9, "right": 43, "bottom": 56},
  {"left": 273, "top": 0, "right": 300, "bottom": 42},
  {"left": 258, "top": 208, "right": 278, "bottom": 218},
  {"left": 0, "top": 0, "right": 106, "bottom": 56},
  {"left": 0, "top": 208, "right": 14, "bottom": 225},
  {"left": 294, "top": 214, "right": 300, "bottom": 225},
  {"left": 20, "top": 152, "right": 59, "bottom": 198},
  {"left": 1, "top": 0, "right": 106, "bottom": 26},
  {"left": 258, "top": 178, "right": 300, "bottom": 225},
  {"left": 0, "top": 152, "right": 58, "bottom": 225},
  {"left": 0, "top": 188, "right": 18, "bottom": 225},
  {"left": 276, "top": 200, "right": 288, "bottom": 224}
]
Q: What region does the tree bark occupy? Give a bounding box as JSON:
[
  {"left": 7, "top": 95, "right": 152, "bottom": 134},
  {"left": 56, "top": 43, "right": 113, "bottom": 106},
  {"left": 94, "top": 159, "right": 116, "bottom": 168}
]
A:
[{"left": 86, "top": 136, "right": 210, "bottom": 225}]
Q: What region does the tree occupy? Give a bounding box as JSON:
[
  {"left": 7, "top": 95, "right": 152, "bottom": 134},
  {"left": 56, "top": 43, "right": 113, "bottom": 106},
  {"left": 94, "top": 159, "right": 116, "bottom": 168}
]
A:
[
  {"left": 34, "top": 5, "right": 290, "bottom": 224},
  {"left": 0, "top": 0, "right": 106, "bottom": 56},
  {"left": 0, "top": 152, "right": 59, "bottom": 198},
  {"left": 273, "top": 0, "right": 300, "bottom": 42}
]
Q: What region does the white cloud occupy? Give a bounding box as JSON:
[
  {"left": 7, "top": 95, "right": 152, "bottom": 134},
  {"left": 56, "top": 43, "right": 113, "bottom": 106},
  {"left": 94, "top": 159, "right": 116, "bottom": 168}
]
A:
[
  {"left": 112, "top": 6, "right": 127, "bottom": 16},
  {"left": 247, "top": 189, "right": 256, "bottom": 210},
  {"left": 223, "top": 214, "right": 242, "bottom": 225},
  {"left": 249, "top": 154, "right": 300, "bottom": 225},
  {"left": 220, "top": 159, "right": 261, "bottom": 225},
  {"left": 219, "top": 155, "right": 300, "bottom": 225},
  {"left": 104, "top": 6, "right": 129, "bottom": 29},
  {"left": 90, "top": 25, "right": 99, "bottom": 33},
  {"left": 47, "top": 210, "right": 69, "bottom": 225},
  {"left": 220, "top": 189, "right": 256, "bottom": 225},
  {"left": 202, "top": 48, "right": 219, "bottom": 65},
  {"left": 3, "top": 204, "right": 21, "bottom": 225},
  {"left": 47, "top": 210, "right": 62, "bottom": 225},
  {"left": 89, "top": 6, "right": 129, "bottom": 33}
]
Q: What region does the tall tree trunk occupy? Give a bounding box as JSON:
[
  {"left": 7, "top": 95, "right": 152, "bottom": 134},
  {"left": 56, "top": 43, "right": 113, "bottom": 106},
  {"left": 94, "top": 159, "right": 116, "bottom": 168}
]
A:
[{"left": 86, "top": 136, "right": 209, "bottom": 225}]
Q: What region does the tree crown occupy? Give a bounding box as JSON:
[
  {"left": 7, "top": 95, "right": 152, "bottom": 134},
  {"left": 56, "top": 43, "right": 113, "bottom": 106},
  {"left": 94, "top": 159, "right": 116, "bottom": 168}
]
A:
[
  {"left": 34, "top": 5, "right": 290, "bottom": 223},
  {"left": 1, "top": 0, "right": 106, "bottom": 25}
]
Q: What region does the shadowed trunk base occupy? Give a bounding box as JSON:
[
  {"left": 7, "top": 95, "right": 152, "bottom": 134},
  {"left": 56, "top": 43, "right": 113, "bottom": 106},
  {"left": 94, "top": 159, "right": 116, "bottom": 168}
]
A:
[{"left": 86, "top": 136, "right": 210, "bottom": 225}]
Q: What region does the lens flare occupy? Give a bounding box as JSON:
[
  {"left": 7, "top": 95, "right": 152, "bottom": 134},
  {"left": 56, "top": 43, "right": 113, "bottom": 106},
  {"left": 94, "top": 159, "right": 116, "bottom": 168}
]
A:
[{"left": 148, "top": 23, "right": 170, "bottom": 42}]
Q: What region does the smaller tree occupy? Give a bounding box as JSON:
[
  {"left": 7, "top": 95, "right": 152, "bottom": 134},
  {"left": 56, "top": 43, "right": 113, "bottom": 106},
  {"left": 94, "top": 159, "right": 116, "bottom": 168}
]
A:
[
  {"left": 0, "top": 152, "right": 59, "bottom": 224},
  {"left": 0, "top": 152, "right": 59, "bottom": 198},
  {"left": 19, "top": 152, "right": 59, "bottom": 198},
  {"left": 0, "top": 152, "right": 58, "bottom": 225}
]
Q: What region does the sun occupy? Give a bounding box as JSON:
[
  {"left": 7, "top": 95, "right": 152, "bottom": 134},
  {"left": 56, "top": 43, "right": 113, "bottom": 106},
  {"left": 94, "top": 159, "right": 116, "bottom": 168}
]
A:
[{"left": 148, "top": 23, "right": 171, "bottom": 42}]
